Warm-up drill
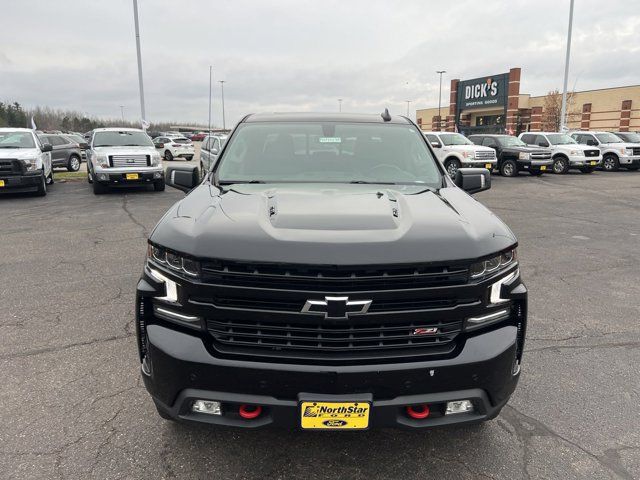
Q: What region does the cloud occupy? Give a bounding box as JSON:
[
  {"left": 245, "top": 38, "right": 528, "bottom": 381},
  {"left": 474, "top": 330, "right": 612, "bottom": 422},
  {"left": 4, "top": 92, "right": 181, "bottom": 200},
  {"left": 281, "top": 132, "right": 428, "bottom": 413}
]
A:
[{"left": 0, "top": 0, "right": 637, "bottom": 126}]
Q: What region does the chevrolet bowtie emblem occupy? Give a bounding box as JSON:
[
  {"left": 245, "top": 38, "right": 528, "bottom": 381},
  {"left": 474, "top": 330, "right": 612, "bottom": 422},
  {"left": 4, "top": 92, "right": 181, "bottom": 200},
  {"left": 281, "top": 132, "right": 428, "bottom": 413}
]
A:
[{"left": 301, "top": 296, "right": 372, "bottom": 319}]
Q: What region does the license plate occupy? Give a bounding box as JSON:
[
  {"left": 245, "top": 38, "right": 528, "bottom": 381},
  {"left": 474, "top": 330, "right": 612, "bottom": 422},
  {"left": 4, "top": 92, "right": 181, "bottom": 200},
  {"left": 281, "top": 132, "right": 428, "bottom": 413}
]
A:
[
  {"left": 590, "top": 161, "right": 597, "bottom": 166},
  {"left": 300, "top": 401, "right": 370, "bottom": 430},
  {"left": 485, "top": 163, "right": 492, "bottom": 169},
  {"left": 0, "top": 180, "right": 4, "bottom": 187},
  {"left": 540, "top": 165, "right": 547, "bottom": 171},
  {"left": 126, "top": 173, "right": 139, "bottom": 180}
]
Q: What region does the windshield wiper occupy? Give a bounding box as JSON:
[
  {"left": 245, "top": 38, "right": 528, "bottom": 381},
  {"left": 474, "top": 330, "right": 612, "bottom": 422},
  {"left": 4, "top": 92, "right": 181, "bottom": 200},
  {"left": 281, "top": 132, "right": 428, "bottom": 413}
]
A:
[
  {"left": 218, "top": 180, "right": 265, "bottom": 185},
  {"left": 0, "top": 146, "right": 21, "bottom": 149},
  {"left": 349, "top": 180, "right": 397, "bottom": 185}
]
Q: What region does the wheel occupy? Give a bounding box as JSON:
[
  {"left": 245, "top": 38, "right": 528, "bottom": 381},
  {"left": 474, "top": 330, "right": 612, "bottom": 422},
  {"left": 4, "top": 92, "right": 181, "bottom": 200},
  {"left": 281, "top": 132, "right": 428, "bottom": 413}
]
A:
[
  {"left": 500, "top": 160, "right": 518, "bottom": 177},
  {"left": 46, "top": 167, "right": 54, "bottom": 185},
  {"left": 602, "top": 154, "right": 620, "bottom": 172},
  {"left": 552, "top": 156, "right": 569, "bottom": 174},
  {"left": 164, "top": 150, "right": 173, "bottom": 161},
  {"left": 580, "top": 167, "right": 595, "bottom": 174},
  {"left": 35, "top": 171, "right": 47, "bottom": 196},
  {"left": 444, "top": 158, "right": 461, "bottom": 178},
  {"left": 185, "top": 155, "right": 193, "bottom": 161},
  {"left": 154, "top": 179, "right": 165, "bottom": 192},
  {"left": 200, "top": 161, "right": 206, "bottom": 179},
  {"left": 67, "top": 155, "right": 81, "bottom": 172},
  {"left": 93, "top": 181, "right": 108, "bottom": 195},
  {"left": 529, "top": 170, "right": 544, "bottom": 176}
]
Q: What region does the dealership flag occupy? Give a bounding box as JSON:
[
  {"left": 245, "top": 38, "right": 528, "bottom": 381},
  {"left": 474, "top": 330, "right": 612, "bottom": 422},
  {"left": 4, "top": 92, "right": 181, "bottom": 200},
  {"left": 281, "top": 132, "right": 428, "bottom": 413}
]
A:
[
  {"left": 141, "top": 119, "right": 150, "bottom": 130},
  {"left": 30, "top": 116, "right": 37, "bottom": 130}
]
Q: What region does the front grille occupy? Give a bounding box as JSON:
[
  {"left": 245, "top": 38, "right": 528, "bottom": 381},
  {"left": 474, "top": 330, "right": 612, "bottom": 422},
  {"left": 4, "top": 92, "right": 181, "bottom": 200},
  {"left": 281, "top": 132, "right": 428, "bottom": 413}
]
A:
[
  {"left": 584, "top": 149, "right": 600, "bottom": 157},
  {"left": 632, "top": 147, "right": 640, "bottom": 156},
  {"left": 206, "top": 317, "right": 461, "bottom": 361},
  {"left": 110, "top": 154, "right": 150, "bottom": 167},
  {"left": 530, "top": 151, "right": 552, "bottom": 160},
  {"left": 474, "top": 150, "right": 496, "bottom": 160},
  {"left": 200, "top": 260, "right": 470, "bottom": 291},
  {"left": 0, "top": 159, "right": 24, "bottom": 176}
]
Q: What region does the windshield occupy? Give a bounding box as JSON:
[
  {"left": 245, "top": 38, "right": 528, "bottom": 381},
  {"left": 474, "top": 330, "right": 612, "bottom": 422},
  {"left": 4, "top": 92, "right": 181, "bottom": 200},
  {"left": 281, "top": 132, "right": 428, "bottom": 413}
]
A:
[
  {"left": 439, "top": 133, "right": 473, "bottom": 146},
  {"left": 618, "top": 132, "right": 640, "bottom": 143},
  {"left": 93, "top": 131, "right": 154, "bottom": 147},
  {"left": 595, "top": 133, "right": 623, "bottom": 143},
  {"left": 0, "top": 131, "right": 36, "bottom": 148},
  {"left": 546, "top": 133, "right": 576, "bottom": 145},
  {"left": 216, "top": 122, "right": 442, "bottom": 186},
  {"left": 498, "top": 136, "right": 527, "bottom": 147}
]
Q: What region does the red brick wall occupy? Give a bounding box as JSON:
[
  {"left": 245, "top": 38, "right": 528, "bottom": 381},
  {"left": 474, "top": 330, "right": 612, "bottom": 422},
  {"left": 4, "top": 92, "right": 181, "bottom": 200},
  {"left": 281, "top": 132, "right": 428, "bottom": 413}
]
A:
[
  {"left": 505, "top": 67, "right": 521, "bottom": 134},
  {"left": 620, "top": 100, "right": 632, "bottom": 131}
]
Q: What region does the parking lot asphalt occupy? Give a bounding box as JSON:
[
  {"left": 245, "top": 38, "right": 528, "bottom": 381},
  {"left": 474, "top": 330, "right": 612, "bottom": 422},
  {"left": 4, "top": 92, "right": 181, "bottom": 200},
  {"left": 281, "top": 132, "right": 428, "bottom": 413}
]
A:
[{"left": 1, "top": 169, "right": 639, "bottom": 479}]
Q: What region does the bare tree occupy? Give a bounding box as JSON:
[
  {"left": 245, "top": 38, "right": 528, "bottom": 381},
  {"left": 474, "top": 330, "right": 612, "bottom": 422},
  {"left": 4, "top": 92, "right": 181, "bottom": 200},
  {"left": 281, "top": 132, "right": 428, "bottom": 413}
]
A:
[{"left": 541, "top": 89, "right": 579, "bottom": 131}]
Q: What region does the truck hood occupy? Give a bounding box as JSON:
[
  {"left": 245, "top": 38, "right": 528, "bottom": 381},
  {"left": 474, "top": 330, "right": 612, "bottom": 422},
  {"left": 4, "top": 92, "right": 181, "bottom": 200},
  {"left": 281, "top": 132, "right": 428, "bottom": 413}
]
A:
[
  {"left": 150, "top": 183, "right": 516, "bottom": 265},
  {"left": 501, "top": 146, "right": 550, "bottom": 154},
  {"left": 93, "top": 146, "right": 157, "bottom": 155},
  {"left": 552, "top": 144, "right": 595, "bottom": 153},
  {"left": 0, "top": 148, "right": 41, "bottom": 160},
  {"left": 443, "top": 144, "right": 494, "bottom": 153}
]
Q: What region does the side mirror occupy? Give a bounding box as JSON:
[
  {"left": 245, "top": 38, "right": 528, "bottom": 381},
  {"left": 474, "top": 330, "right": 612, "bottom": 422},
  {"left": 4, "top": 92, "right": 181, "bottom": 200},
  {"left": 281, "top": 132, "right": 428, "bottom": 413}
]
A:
[
  {"left": 166, "top": 164, "right": 200, "bottom": 192},
  {"left": 79, "top": 142, "right": 89, "bottom": 149},
  {"left": 211, "top": 148, "right": 220, "bottom": 155},
  {"left": 454, "top": 168, "right": 491, "bottom": 194},
  {"left": 586, "top": 139, "right": 597, "bottom": 146},
  {"left": 537, "top": 142, "right": 548, "bottom": 147},
  {"left": 41, "top": 144, "right": 53, "bottom": 152},
  {"left": 430, "top": 142, "right": 441, "bottom": 148}
]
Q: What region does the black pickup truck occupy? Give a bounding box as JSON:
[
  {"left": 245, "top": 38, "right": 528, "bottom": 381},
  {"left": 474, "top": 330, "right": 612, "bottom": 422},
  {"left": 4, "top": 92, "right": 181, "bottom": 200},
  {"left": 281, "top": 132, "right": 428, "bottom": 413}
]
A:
[
  {"left": 469, "top": 134, "right": 553, "bottom": 177},
  {"left": 136, "top": 112, "right": 528, "bottom": 430}
]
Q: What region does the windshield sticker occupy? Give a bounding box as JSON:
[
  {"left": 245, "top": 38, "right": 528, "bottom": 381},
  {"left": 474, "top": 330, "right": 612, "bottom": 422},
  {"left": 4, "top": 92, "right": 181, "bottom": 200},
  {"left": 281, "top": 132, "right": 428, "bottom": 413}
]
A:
[{"left": 319, "top": 137, "right": 342, "bottom": 143}]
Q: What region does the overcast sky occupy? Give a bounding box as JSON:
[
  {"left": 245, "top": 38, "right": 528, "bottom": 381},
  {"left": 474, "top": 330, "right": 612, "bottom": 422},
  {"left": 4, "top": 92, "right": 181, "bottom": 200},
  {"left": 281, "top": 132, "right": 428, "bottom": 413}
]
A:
[{"left": 1, "top": 0, "right": 638, "bottom": 127}]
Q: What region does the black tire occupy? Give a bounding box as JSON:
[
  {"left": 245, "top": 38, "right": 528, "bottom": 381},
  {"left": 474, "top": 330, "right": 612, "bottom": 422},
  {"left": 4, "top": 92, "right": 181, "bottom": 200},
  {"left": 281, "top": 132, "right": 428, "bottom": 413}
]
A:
[
  {"left": 500, "top": 159, "right": 518, "bottom": 177},
  {"left": 580, "top": 167, "right": 595, "bottom": 174},
  {"left": 154, "top": 179, "right": 165, "bottom": 192},
  {"left": 200, "top": 161, "right": 206, "bottom": 179},
  {"left": 93, "top": 181, "right": 108, "bottom": 195},
  {"left": 46, "top": 168, "right": 54, "bottom": 185},
  {"left": 444, "top": 158, "right": 461, "bottom": 178},
  {"left": 552, "top": 156, "right": 569, "bottom": 174},
  {"left": 67, "top": 155, "right": 81, "bottom": 172},
  {"left": 164, "top": 150, "right": 173, "bottom": 161},
  {"left": 185, "top": 155, "right": 193, "bottom": 161},
  {"left": 529, "top": 170, "right": 544, "bottom": 176},
  {"left": 602, "top": 154, "right": 620, "bottom": 172},
  {"left": 35, "top": 171, "right": 47, "bottom": 196}
]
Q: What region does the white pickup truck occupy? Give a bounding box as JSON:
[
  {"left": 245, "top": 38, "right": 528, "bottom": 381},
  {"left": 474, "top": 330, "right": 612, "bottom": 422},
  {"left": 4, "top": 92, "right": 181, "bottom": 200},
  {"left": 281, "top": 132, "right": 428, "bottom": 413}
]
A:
[
  {"left": 422, "top": 131, "right": 497, "bottom": 177},
  {"left": 518, "top": 132, "right": 602, "bottom": 174}
]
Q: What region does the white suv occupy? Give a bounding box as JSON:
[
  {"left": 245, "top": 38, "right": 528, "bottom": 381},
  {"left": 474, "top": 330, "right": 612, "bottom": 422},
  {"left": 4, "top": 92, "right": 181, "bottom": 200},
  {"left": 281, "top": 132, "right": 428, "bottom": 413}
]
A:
[
  {"left": 570, "top": 131, "right": 640, "bottom": 172},
  {"left": 0, "top": 128, "right": 53, "bottom": 196},
  {"left": 153, "top": 135, "right": 195, "bottom": 161},
  {"left": 519, "top": 132, "right": 602, "bottom": 174},
  {"left": 422, "top": 131, "right": 497, "bottom": 177}
]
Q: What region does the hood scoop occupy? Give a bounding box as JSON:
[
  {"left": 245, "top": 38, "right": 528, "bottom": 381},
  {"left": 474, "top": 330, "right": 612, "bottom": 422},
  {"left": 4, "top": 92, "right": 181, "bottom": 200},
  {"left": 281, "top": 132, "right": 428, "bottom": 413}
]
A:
[{"left": 266, "top": 189, "right": 400, "bottom": 231}]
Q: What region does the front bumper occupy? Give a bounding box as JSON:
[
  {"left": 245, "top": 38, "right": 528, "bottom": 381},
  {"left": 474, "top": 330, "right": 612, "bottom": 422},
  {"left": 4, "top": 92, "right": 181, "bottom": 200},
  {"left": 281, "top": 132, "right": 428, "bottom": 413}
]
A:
[
  {"left": 93, "top": 166, "right": 164, "bottom": 185},
  {"left": 568, "top": 155, "right": 602, "bottom": 167},
  {"left": 461, "top": 159, "right": 497, "bottom": 170},
  {"left": 0, "top": 171, "right": 41, "bottom": 193},
  {"left": 143, "top": 324, "right": 520, "bottom": 429},
  {"left": 619, "top": 155, "right": 640, "bottom": 166},
  {"left": 519, "top": 159, "right": 553, "bottom": 171}
]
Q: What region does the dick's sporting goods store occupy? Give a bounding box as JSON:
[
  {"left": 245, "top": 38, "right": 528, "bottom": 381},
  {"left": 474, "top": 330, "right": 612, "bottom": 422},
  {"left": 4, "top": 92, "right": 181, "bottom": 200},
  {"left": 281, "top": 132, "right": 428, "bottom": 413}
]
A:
[{"left": 416, "top": 67, "right": 640, "bottom": 135}]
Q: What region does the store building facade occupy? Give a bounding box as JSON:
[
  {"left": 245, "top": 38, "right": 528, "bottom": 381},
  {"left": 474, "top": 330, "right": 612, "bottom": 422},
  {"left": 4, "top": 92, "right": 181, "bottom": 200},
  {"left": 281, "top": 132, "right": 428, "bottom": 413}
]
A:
[{"left": 416, "top": 66, "right": 640, "bottom": 134}]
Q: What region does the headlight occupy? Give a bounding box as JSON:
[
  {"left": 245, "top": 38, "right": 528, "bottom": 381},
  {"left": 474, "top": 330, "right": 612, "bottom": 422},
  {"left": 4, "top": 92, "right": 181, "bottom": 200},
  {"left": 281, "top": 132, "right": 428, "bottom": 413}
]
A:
[
  {"left": 92, "top": 153, "right": 109, "bottom": 168},
  {"left": 462, "top": 151, "right": 473, "bottom": 158},
  {"left": 469, "top": 248, "right": 517, "bottom": 280},
  {"left": 626, "top": 148, "right": 634, "bottom": 155},
  {"left": 621, "top": 148, "right": 629, "bottom": 155},
  {"left": 148, "top": 244, "right": 200, "bottom": 277},
  {"left": 518, "top": 152, "right": 530, "bottom": 160},
  {"left": 569, "top": 150, "right": 583, "bottom": 156},
  {"left": 150, "top": 152, "right": 161, "bottom": 166},
  {"left": 22, "top": 158, "right": 40, "bottom": 171}
]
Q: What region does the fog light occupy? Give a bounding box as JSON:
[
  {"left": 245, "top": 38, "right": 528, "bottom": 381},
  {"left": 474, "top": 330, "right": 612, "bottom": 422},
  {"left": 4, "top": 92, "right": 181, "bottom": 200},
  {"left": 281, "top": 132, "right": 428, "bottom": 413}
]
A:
[
  {"left": 154, "top": 172, "right": 162, "bottom": 179},
  {"left": 192, "top": 400, "right": 222, "bottom": 415},
  {"left": 445, "top": 400, "right": 474, "bottom": 415},
  {"left": 98, "top": 173, "right": 108, "bottom": 181}
]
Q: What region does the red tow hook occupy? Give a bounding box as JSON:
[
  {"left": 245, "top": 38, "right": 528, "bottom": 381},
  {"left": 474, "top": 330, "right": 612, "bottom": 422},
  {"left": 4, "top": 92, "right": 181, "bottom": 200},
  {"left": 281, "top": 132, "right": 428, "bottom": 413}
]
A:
[
  {"left": 238, "top": 404, "right": 262, "bottom": 419},
  {"left": 406, "top": 404, "right": 430, "bottom": 419}
]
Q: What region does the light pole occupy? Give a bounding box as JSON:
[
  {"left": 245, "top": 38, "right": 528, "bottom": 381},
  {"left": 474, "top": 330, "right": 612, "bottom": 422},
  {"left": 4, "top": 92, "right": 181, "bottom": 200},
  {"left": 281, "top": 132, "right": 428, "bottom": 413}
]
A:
[
  {"left": 120, "top": 105, "right": 125, "bottom": 123},
  {"left": 405, "top": 100, "right": 411, "bottom": 117},
  {"left": 560, "top": 0, "right": 574, "bottom": 131},
  {"left": 132, "top": 0, "right": 146, "bottom": 130},
  {"left": 208, "top": 66, "right": 213, "bottom": 137},
  {"left": 219, "top": 80, "right": 226, "bottom": 130},
  {"left": 338, "top": 99, "right": 343, "bottom": 112},
  {"left": 436, "top": 70, "right": 446, "bottom": 131}
]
